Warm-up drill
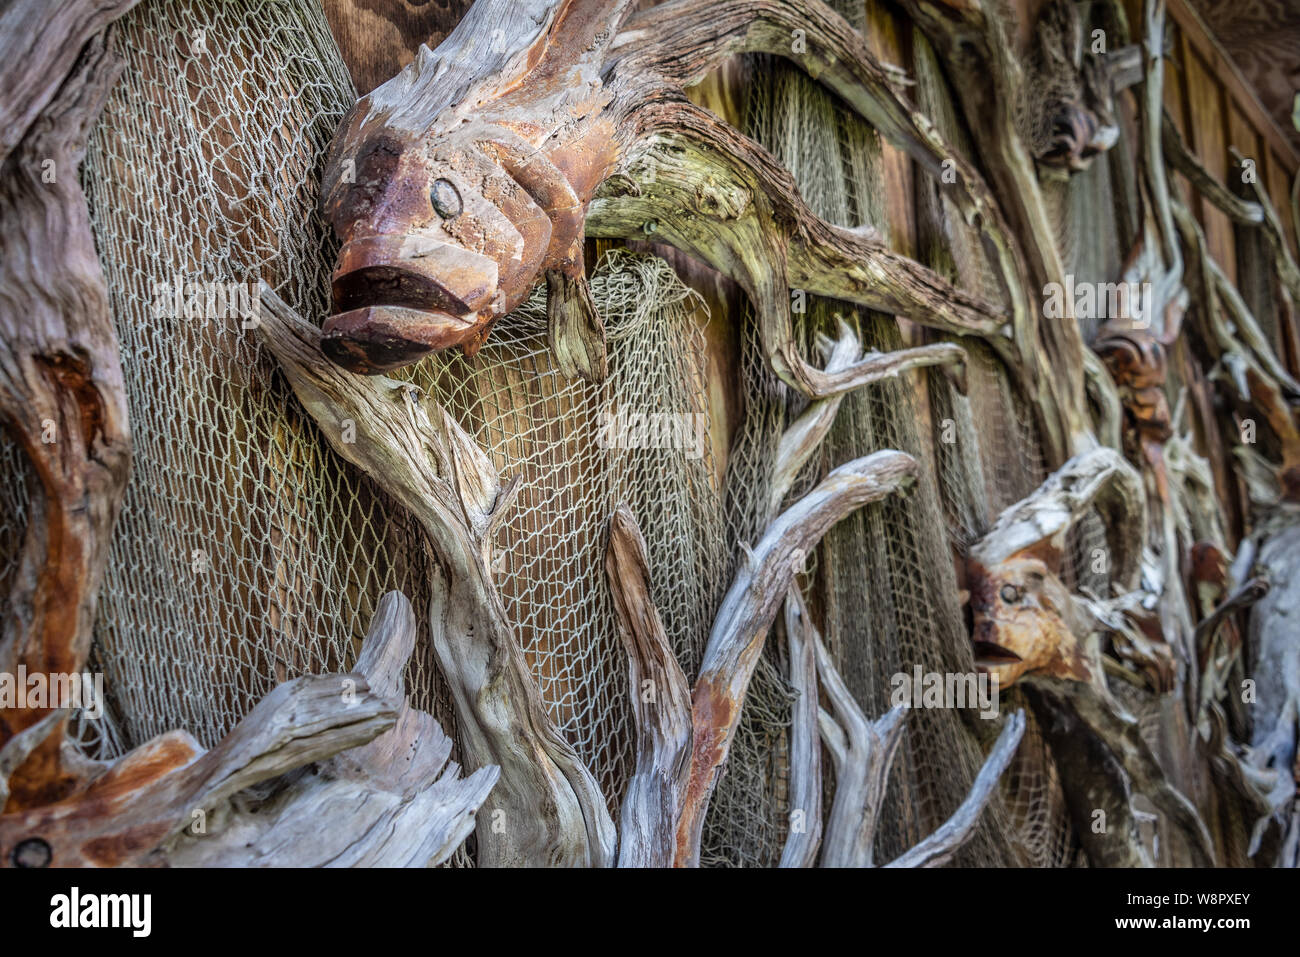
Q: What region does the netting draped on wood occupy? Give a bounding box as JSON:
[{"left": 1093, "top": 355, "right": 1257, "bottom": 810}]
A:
[
  {"left": 706, "top": 10, "right": 1021, "bottom": 866},
  {"left": 0, "top": 0, "right": 1073, "bottom": 866},
  {"left": 26, "top": 0, "right": 728, "bottom": 831},
  {"left": 5, "top": 0, "right": 1267, "bottom": 868}
]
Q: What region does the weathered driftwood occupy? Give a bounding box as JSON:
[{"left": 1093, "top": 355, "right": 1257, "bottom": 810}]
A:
[
  {"left": 675, "top": 450, "right": 918, "bottom": 866},
  {"left": 0, "top": 5, "right": 499, "bottom": 870},
  {"left": 802, "top": 587, "right": 1026, "bottom": 867},
  {"left": 0, "top": 667, "right": 392, "bottom": 867},
  {"left": 0, "top": 593, "right": 493, "bottom": 868},
  {"left": 317, "top": 0, "right": 637, "bottom": 374},
  {"left": 0, "top": 16, "right": 135, "bottom": 812},
  {"left": 158, "top": 592, "right": 498, "bottom": 867},
  {"left": 1024, "top": 676, "right": 1216, "bottom": 867},
  {"left": 966, "top": 449, "right": 1219, "bottom": 867},
  {"left": 1172, "top": 196, "right": 1300, "bottom": 479},
  {"left": 604, "top": 505, "right": 692, "bottom": 868},
  {"left": 599, "top": 308, "right": 959, "bottom": 867},
  {"left": 968, "top": 447, "right": 1145, "bottom": 689},
  {"left": 0, "top": 710, "right": 68, "bottom": 814},
  {"left": 0, "top": 0, "right": 140, "bottom": 164},
  {"left": 255, "top": 284, "right": 615, "bottom": 867},
  {"left": 1241, "top": 505, "right": 1300, "bottom": 860},
  {"left": 1161, "top": 113, "right": 1264, "bottom": 226},
  {"left": 594, "top": 448, "right": 921, "bottom": 868},
  {"left": 892, "top": 0, "right": 1122, "bottom": 456},
  {"left": 777, "top": 587, "right": 822, "bottom": 869},
  {"left": 313, "top": 0, "right": 1092, "bottom": 457},
  {"left": 882, "top": 711, "right": 1024, "bottom": 869}
]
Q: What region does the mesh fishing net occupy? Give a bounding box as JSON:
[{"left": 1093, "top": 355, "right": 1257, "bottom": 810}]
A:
[
  {"left": 28, "top": 0, "right": 725, "bottom": 864},
  {"left": 911, "top": 27, "right": 1087, "bottom": 868},
  {"left": 402, "top": 251, "right": 728, "bottom": 805},
  {"left": 0, "top": 0, "right": 1128, "bottom": 868},
  {"left": 702, "top": 0, "right": 1024, "bottom": 866}
]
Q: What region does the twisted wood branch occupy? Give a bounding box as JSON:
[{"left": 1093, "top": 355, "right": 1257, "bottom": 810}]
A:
[{"left": 255, "top": 284, "right": 615, "bottom": 867}]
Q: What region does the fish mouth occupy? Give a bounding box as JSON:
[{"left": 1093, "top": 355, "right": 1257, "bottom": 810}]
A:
[
  {"left": 322, "top": 236, "right": 499, "bottom": 375},
  {"left": 972, "top": 640, "right": 1024, "bottom": 670},
  {"left": 322, "top": 303, "right": 478, "bottom": 374}
]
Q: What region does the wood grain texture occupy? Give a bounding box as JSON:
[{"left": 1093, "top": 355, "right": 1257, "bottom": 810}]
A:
[
  {"left": 0, "top": 0, "right": 141, "bottom": 163},
  {"left": 0, "top": 671, "right": 395, "bottom": 867},
  {"left": 322, "top": 0, "right": 472, "bottom": 95},
  {"left": 0, "top": 22, "right": 134, "bottom": 810},
  {"left": 674, "top": 450, "right": 918, "bottom": 866},
  {"left": 159, "top": 592, "right": 498, "bottom": 867},
  {"left": 255, "top": 284, "right": 616, "bottom": 867},
  {"left": 604, "top": 506, "right": 692, "bottom": 867}
]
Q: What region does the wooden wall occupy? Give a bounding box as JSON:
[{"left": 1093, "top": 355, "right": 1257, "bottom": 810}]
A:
[{"left": 1153, "top": 0, "right": 1299, "bottom": 282}]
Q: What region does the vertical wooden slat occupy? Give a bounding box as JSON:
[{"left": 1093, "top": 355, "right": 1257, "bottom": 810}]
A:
[
  {"left": 1267, "top": 149, "right": 1298, "bottom": 258},
  {"left": 1183, "top": 46, "right": 1236, "bottom": 280},
  {"left": 1163, "top": 24, "right": 1194, "bottom": 207},
  {"left": 866, "top": 0, "right": 915, "bottom": 260}
]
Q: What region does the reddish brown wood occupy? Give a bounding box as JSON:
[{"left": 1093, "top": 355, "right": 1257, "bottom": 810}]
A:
[{"left": 0, "top": 19, "right": 135, "bottom": 811}]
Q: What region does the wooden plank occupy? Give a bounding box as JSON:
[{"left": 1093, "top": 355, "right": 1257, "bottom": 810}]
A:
[
  {"left": 1267, "top": 149, "right": 1299, "bottom": 258},
  {"left": 321, "top": 0, "right": 473, "bottom": 95},
  {"left": 1163, "top": 24, "right": 1194, "bottom": 208},
  {"left": 1224, "top": 101, "right": 1261, "bottom": 164},
  {"left": 1166, "top": 0, "right": 1299, "bottom": 174},
  {"left": 1183, "top": 46, "right": 1236, "bottom": 281},
  {"left": 867, "top": 0, "right": 916, "bottom": 260}
]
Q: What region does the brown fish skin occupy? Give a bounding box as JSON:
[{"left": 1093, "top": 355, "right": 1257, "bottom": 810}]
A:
[
  {"left": 321, "top": 305, "right": 479, "bottom": 374},
  {"left": 319, "top": 21, "right": 623, "bottom": 375},
  {"left": 967, "top": 556, "right": 1096, "bottom": 689}
]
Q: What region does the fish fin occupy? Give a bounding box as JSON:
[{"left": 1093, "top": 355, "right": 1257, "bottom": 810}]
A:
[{"left": 546, "top": 264, "right": 607, "bottom": 383}]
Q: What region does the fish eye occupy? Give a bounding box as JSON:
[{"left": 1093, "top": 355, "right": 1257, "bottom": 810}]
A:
[
  {"left": 430, "top": 178, "right": 462, "bottom": 219},
  {"left": 999, "top": 584, "right": 1021, "bottom": 604}
]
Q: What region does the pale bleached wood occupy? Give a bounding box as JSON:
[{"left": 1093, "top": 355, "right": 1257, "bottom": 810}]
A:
[
  {"left": 158, "top": 592, "right": 498, "bottom": 867},
  {"left": 778, "top": 588, "right": 822, "bottom": 869},
  {"left": 254, "top": 284, "right": 615, "bottom": 867},
  {"left": 350, "top": 0, "right": 630, "bottom": 135},
  {"left": 604, "top": 506, "right": 693, "bottom": 868},
  {"left": 1242, "top": 507, "right": 1300, "bottom": 860},
  {"left": 766, "top": 328, "right": 861, "bottom": 520},
  {"left": 884, "top": 711, "right": 1026, "bottom": 868},
  {"left": 0, "top": 0, "right": 141, "bottom": 163},
  {"left": 970, "top": 447, "right": 1146, "bottom": 592},
  {"left": 963, "top": 443, "right": 1217, "bottom": 866},
  {"left": 807, "top": 593, "right": 1026, "bottom": 868},
  {"left": 674, "top": 450, "right": 918, "bottom": 866},
  {"left": 0, "top": 671, "right": 393, "bottom": 867}
]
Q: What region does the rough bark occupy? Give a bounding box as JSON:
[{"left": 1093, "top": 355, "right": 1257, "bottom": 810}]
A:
[
  {"left": 604, "top": 506, "right": 693, "bottom": 868},
  {"left": 0, "top": 16, "right": 136, "bottom": 811},
  {"left": 254, "top": 284, "right": 615, "bottom": 867}
]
